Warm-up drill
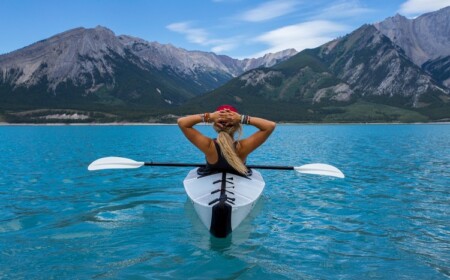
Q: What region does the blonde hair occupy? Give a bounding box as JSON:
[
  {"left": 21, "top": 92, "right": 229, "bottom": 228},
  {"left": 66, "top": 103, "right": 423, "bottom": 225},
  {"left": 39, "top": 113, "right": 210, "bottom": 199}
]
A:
[{"left": 213, "top": 123, "right": 248, "bottom": 175}]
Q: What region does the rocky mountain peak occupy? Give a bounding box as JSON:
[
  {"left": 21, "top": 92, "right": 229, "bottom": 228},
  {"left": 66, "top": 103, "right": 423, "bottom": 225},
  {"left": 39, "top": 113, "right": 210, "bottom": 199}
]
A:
[
  {"left": 392, "top": 13, "right": 408, "bottom": 21},
  {"left": 374, "top": 6, "right": 450, "bottom": 66},
  {"left": 0, "top": 26, "right": 296, "bottom": 101},
  {"left": 240, "top": 49, "right": 298, "bottom": 72},
  {"left": 0, "top": 26, "right": 127, "bottom": 91},
  {"left": 317, "top": 23, "right": 448, "bottom": 107}
]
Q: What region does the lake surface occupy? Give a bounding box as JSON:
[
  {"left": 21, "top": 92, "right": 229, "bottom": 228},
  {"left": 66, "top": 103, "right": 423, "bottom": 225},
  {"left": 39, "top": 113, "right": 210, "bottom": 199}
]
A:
[{"left": 0, "top": 124, "right": 449, "bottom": 279}]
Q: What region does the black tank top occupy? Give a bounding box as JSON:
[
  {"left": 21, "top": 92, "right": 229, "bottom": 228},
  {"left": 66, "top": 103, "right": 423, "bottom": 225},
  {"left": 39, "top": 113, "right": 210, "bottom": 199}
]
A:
[
  {"left": 206, "top": 141, "right": 238, "bottom": 173},
  {"left": 197, "top": 139, "right": 239, "bottom": 176},
  {"left": 197, "top": 140, "right": 251, "bottom": 176}
]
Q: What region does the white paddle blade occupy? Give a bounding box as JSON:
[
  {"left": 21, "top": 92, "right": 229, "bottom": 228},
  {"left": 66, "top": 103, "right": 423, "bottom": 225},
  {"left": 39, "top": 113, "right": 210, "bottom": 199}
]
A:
[
  {"left": 88, "top": 157, "right": 144, "bottom": 171},
  {"left": 294, "top": 163, "right": 345, "bottom": 178}
]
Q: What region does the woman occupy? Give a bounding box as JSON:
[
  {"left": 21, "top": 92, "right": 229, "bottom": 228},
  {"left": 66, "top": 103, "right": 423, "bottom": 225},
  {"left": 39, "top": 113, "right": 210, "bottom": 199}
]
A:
[{"left": 177, "top": 105, "right": 276, "bottom": 175}]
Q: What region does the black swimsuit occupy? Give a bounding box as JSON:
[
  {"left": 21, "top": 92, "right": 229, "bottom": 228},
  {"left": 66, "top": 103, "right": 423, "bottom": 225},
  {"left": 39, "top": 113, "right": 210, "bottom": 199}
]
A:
[
  {"left": 197, "top": 141, "right": 244, "bottom": 175},
  {"left": 206, "top": 141, "right": 237, "bottom": 172}
]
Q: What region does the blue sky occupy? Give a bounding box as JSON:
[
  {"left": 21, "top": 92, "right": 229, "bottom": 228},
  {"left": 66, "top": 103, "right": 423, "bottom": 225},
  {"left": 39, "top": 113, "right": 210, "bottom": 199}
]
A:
[{"left": 1, "top": 0, "right": 449, "bottom": 58}]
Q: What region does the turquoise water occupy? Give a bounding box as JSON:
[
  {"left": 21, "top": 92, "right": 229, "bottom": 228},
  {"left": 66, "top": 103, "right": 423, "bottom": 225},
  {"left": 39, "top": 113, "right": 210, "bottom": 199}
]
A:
[{"left": 0, "top": 124, "right": 449, "bottom": 279}]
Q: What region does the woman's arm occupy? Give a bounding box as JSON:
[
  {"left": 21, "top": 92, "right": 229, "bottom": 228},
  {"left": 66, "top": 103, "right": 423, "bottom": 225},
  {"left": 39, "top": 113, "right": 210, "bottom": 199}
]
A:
[
  {"left": 238, "top": 115, "right": 276, "bottom": 156},
  {"left": 219, "top": 111, "right": 276, "bottom": 156},
  {"left": 178, "top": 114, "right": 210, "bottom": 153},
  {"left": 177, "top": 112, "right": 222, "bottom": 153}
]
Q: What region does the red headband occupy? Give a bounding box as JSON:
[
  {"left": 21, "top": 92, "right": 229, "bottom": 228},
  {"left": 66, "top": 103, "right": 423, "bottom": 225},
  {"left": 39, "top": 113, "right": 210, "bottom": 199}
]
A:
[{"left": 216, "top": 104, "right": 238, "bottom": 112}]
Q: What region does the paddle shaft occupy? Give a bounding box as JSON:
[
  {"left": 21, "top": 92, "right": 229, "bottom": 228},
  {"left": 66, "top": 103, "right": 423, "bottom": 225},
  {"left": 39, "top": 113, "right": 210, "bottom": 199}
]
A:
[
  {"left": 144, "top": 162, "right": 294, "bottom": 170},
  {"left": 88, "top": 157, "right": 343, "bottom": 177},
  {"left": 144, "top": 162, "right": 203, "bottom": 167},
  {"left": 246, "top": 165, "right": 293, "bottom": 170}
]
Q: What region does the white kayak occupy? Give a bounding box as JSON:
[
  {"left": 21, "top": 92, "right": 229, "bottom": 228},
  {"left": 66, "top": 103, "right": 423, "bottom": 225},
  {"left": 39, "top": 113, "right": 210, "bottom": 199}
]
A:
[{"left": 183, "top": 168, "right": 265, "bottom": 238}]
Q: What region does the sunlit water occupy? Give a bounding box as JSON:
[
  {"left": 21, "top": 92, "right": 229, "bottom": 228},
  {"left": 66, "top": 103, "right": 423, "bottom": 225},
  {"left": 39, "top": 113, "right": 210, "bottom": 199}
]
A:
[{"left": 0, "top": 124, "right": 449, "bottom": 279}]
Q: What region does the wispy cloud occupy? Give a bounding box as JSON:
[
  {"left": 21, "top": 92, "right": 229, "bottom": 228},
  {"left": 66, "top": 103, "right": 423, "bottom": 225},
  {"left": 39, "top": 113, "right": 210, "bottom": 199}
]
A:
[
  {"left": 211, "top": 43, "right": 237, "bottom": 53},
  {"left": 315, "top": 0, "right": 373, "bottom": 19},
  {"left": 167, "top": 21, "right": 240, "bottom": 53},
  {"left": 252, "top": 20, "right": 348, "bottom": 57},
  {"left": 166, "top": 22, "right": 209, "bottom": 45},
  {"left": 168, "top": 1, "right": 360, "bottom": 57},
  {"left": 238, "top": 0, "right": 298, "bottom": 22},
  {"left": 399, "top": 0, "right": 450, "bottom": 15}
]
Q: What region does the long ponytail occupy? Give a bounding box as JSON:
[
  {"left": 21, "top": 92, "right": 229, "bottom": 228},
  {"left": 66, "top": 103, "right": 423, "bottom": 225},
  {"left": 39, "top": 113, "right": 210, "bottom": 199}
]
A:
[{"left": 214, "top": 124, "right": 248, "bottom": 175}]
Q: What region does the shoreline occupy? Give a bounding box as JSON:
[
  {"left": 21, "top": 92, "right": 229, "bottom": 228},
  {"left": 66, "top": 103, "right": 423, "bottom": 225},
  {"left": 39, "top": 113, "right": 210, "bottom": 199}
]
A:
[
  {"left": 0, "top": 122, "right": 178, "bottom": 126},
  {"left": 1, "top": 122, "right": 449, "bottom": 126}
]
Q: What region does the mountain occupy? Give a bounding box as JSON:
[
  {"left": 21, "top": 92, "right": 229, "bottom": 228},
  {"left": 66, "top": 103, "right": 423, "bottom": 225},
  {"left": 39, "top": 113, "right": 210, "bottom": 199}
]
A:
[
  {"left": 317, "top": 25, "right": 447, "bottom": 106},
  {"left": 374, "top": 6, "right": 450, "bottom": 67},
  {"left": 2, "top": 8, "right": 450, "bottom": 123},
  {"left": 187, "top": 24, "right": 449, "bottom": 122},
  {"left": 0, "top": 26, "right": 296, "bottom": 114},
  {"left": 422, "top": 55, "right": 450, "bottom": 88},
  {"left": 373, "top": 6, "right": 450, "bottom": 109}
]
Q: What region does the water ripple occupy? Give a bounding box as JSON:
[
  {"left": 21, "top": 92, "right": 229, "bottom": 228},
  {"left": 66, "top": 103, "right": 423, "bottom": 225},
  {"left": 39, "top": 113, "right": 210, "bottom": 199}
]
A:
[{"left": 0, "top": 124, "right": 449, "bottom": 279}]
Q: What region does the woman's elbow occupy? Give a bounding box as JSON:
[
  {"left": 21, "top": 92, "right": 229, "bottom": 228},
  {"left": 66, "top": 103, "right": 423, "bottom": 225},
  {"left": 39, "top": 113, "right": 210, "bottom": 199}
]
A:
[
  {"left": 268, "top": 121, "right": 276, "bottom": 132},
  {"left": 177, "top": 117, "right": 185, "bottom": 127}
]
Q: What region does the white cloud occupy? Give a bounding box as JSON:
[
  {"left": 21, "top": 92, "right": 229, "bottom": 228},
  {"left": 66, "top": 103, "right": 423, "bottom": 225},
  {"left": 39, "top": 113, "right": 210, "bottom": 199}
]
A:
[
  {"left": 166, "top": 22, "right": 209, "bottom": 45},
  {"left": 238, "top": 0, "right": 298, "bottom": 22},
  {"left": 316, "top": 0, "right": 373, "bottom": 19},
  {"left": 211, "top": 43, "right": 237, "bottom": 53},
  {"left": 399, "top": 0, "right": 450, "bottom": 15},
  {"left": 167, "top": 21, "right": 240, "bottom": 53},
  {"left": 252, "top": 20, "right": 348, "bottom": 57}
]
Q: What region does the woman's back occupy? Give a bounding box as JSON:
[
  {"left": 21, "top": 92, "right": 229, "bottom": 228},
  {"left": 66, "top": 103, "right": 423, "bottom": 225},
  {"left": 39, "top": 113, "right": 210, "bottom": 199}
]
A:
[{"left": 177, "top": 105, "right": 276, "bottom": 175}]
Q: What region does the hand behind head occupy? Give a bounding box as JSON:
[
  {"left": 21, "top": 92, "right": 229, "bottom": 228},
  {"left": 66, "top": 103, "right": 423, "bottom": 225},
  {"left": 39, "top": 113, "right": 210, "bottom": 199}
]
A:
[{"left": 215, "top": 109, "right": 239, "bottom": 127}]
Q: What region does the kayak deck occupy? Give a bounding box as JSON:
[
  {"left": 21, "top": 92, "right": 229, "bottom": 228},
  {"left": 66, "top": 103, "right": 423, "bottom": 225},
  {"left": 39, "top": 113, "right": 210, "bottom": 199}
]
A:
[{"left": 183, "top": 168, "right": 265, "bottom": 237}]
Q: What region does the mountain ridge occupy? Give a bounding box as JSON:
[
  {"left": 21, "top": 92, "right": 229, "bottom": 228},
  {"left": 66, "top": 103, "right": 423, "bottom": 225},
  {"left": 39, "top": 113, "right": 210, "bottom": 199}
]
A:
[
  {"left": 0, "top": 25, "right": 297, "bottom": 107},
  {"left": 374, "top": 6, "right": 450, "bottom": 66},
  {"left": 1, "top": 7, "right": 450, "bottom": 123},
  {"left": 184, "top": 23, "right": 449, "bottom": 122}
]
